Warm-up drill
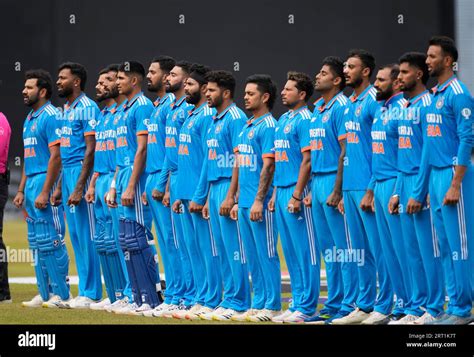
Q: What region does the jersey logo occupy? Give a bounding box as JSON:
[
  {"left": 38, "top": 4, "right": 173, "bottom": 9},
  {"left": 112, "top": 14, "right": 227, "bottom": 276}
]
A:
[
  {"left": 284, "top": 124, "right": 292, "bottom": 134},
  {"left": 88, "top": 119, "right": 97, "bottom": 129},
  {"left": 461, "top": 108, "right": 471, "bottom": 119},
  {"left": 436, "top": 96, "right": 444, "bottom": 109},
  {"left": 322, "top": 113, "right": 330, "bottom": 123},
  {"left": 247, "top": 129, "right": 255, "bottom": 139},
  {"left": 355, "top": 105, "right": 362, "bottom": 117}
]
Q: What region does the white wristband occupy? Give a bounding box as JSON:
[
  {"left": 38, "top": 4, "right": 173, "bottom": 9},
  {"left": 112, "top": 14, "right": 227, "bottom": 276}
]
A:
[{"left": 110, "top": 179, "right": 116, "bottom": 189}]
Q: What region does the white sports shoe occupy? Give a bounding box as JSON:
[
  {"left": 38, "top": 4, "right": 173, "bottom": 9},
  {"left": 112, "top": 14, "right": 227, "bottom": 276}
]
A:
[
  {"left": 231, "top": 309, "right": 261, "bottom": 322},
  {"left": 186, "top": 306, "right": 213, "bottom": 320},
  {"left": 89, "top": 298, "right": 111, "bottom": 311},
  {"left": 248, "top": 309, "right": 282, "bottom": 322},
  {"left": 361, "top": 311, "right": 389, "bottom": 325},
  {"left": 70, "top": 296, "right": 98, "bottom": 309},
  {"left": 332, "top": 308, "right": 371, "bottom": 325},
  {"left": 162, "top": 304, "right": 182, "bottom": 318},
  {"left": 128, "top": 303, "right": 152, "bottom": 316},
  {"left": 173, "top": 304, "right": 200, "bottom": 320},
  {"left": 22, "top": 294, "right": 47, "bottom": 308},
  {"left": 152, "top": 303, "right": 175, "bottom": 318},
  {"left": 115, "top": 302, "right": 139, "bottom": 315},
  {"left": 42, "top": 294, "right": 73, "bottom": 309},
  {"left": 106, "top": 297, "right": 129, "bottom": 313},
  {"left": 201, "top": 306, "right": 227, "bottom": 321},
  {"left": 283, "top": 311, "right": 314, "bottom": 323},
  {"left": 272, "top": 309, "right": 293, "bottom": 323},
  {"left": 213, "top": 308, "right": 238, "bottom": 321},
  {"left": 410, "top": 312, "right": 438, "bottom": 325},
  {"left": 389, "top": 314, "right": 419, "bottom": 325}
]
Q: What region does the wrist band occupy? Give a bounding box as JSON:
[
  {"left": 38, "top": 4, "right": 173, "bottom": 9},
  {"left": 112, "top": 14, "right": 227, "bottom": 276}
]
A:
[
  {"left": 110, "top": 179, "right": 116, "bottom": 189},
  {"left": 17, "top": 190, "right": 24, "bottom": 194},
  {"left": 292, "top": 194, "right": 302, "bottom": 201}
]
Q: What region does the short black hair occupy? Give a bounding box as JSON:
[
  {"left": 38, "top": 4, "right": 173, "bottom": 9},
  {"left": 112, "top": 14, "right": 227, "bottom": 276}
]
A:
[
  {"left": 246, "top": 74, "right": 277, "bottom": 110},
  {"left": 175, "top": 60, "right": 193, "bottom": 76},
  {"left": 321, "top": 56, "right": 346, "bottom": 90},
  {"left": 189, "top": 63, "right": 211, "bottom": 85},
  {"left": 151, "top": 56, "right": 176, "bottom": 73},
  {"left": 286, "top": 71, "right": 314, "bottom": 101},
  {"left": 428, "top": 35, "right": 458, "bottom": 62},
  {"left": 399, "top": 52, "right": 429, "bottom": 85},
  {"left": 58, "top": 62, "right": 87, "bottom": 90},
  {"left": 25, "top": 69, "right": 53, "bottom": 99},
  {"left": 118, "top": 61, "right": 146, "bottom": 78},
  {"left": 99, "top": 64, "right": 120, "bottom": 76},
  {"left": 347, "top": 49, "right": 376, "bottom": 78},
  {"left": 205, "top": 70, "right": 236, "bottom": 97},
  {"left": 379, "top": 63, "right": 400, "bottom": 81}
]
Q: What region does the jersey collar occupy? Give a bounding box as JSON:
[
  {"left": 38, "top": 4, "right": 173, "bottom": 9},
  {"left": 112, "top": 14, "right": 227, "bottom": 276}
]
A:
[
  {"left": 126, "top": 92, "right": 144, "bottom": 109},
  {"left": 102, "top": 102, "right": 117, "bottom": 114},
  {"left": 28, "top": 101, "right": 52, "bottom": 120},
  {"left": 214, "top": 103, "right": 236, "bottom": 121},
  {"left": 171, "top": 95, "right": 187, "bottom": 109},
  {"left": 65, "top": 93, "right": 85, "bottom": 110},
  {"left": 154, "top": 93, "right": 172, "bottom": 107},
  {"left": 383, "top": 92, "right": 403, "bottom": 108},
  {"left": 432, "top": 74, "right": 457, "bottom": 94},
  {"left": 188, "top": 102, "right": 207, "bottom": 117},
  {"left": 317, "top": 92, "right": 344, "bottom": 112},
  {"left": 350, "top": 85, "right": 373, "bottom": 103},
  {"left": 245, "top": 112, "right": 272, "bottom": 127},
  {"left": 405, "top": 90, "right": 429, "bottom": 107},
  {"left": 288, "top": 105, "right": 308, "bottom": 119}
]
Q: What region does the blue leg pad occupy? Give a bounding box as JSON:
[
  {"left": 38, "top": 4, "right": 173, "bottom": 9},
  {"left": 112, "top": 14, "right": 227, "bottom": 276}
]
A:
[
  {"left": 26, "top": 217, "right": 50, "bottom": 301},
  {"left": 119, "top": 218, "right": 139, "bottom": 304},
  {"left": 95, "top": 219, "right": 116, "bottom": 302}
]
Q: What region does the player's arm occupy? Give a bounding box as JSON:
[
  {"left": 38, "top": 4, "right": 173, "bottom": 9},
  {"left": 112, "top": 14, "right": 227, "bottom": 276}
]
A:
[
  {"left": 251, "top": 156, "right": 275, "bottom": 221},
  {"left": 13, "top": 166, "right": 27, "bottom": 208},
  {"left": 68, "top": 134, "right": 95, "bottom": 206},
  {"left": 36, "top": 143, "right": 61, "bottom": 209},
  {"left": 122, "top": 134, "right": 147, "bottom": 206},
  {"left": 106, "top": 166, "right": 119, "bottom": 208},
  {"left": 327, "top": 139, "right": 346, "bottom": 207},
  {"left": 85, "top": 172, "right": 98, "bottom": 203},
  {"left": 289, "top": 150, "right": 311, "bottom": 213},
  {"left": 220, "top": 155, "right": 239, "bottom": 216}
]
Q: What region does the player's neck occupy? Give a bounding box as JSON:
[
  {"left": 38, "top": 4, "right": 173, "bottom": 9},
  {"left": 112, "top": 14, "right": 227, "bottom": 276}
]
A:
[
  {"left": 66, "top": 90, "right": 82, "bottom": 105},
  {"left": 195, "top": 97, "right": 207, "bottom": 108},
  {"left": 104, "top": 98, "right": 115, "bottom": 107},
  {"left": 216, "top": 99, "right": 233, "bottom": 114},
  {"left": 31, "top": 99, "right": 47, "bottom": 112},
  {"left": 321, "top": 87, "right": 340, "bottom": 105},
  {"left": 126, "top": 88, "right": 142, "bottom": 102},
  {"left": 251, "top": 107, "right": 269, "bottom": 120},
  {"left": 437, "top": 69, "right": 454, "bottom": 86},
  {"left": 406, "top": 83, "right": 426, "bottom": 99},
  {"left": 115, "top": 94, "right": 127, "bottom": 106},
  {"left": 155, "top": 88, "right": 166, "bottom": 100},
  {"left": 290, "top": 101, "right": 306, "bottom": 111},
  {"left": 173, "top": 89, "right": 186, "bottom": 101},
  {"left": 353, "top": 80, "right": 370, "bottom": 97}
]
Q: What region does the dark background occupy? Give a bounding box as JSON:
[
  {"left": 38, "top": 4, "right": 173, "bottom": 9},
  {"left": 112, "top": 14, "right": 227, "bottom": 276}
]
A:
[{"left": 0, "top": 0, "right": 454, "bottom": 170}]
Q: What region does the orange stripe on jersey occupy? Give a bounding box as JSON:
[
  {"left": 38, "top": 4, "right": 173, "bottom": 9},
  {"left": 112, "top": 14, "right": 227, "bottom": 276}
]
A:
[
  {"left": 262, "top": 153, "right": 275, "bottom": 159},
  {"left": 48, "top": 139, "right": 60, "bottom": 147},
  {"left": 136, "top": 130, "right": 148, "bottom": 136},
  {"left": 233, "top": 146, "right": 239, "bottom": 153},
  {"left": 300, "top": 146, "right": 311, "bottom": 153},
  {"left": 338, "top": 133, "right": 348, "bottom": 141},
  {"left": 84, "top": 131, "right": 95, "bottom": 137}
]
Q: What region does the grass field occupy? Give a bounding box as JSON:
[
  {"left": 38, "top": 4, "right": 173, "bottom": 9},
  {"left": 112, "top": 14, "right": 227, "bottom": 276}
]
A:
[{"left": 1, "top": 218, "right": 325, "bottom": 324}]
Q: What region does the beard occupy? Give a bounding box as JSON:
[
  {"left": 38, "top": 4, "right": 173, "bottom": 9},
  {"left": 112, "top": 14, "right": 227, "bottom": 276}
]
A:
[
  {"left": 376, "top": 88, "right": 393, "bottom": 101},
  {"left": 429, "top": 64, "right": 443, "bottom": 78},
  {"left": 208, "top": 95, "right": 223, "bottom": 108},
  {"left": 400, "top": 79, "right": 416, "bottom": 92},
  {"left": 167, "top": 81, "right": 182, "bottom": 93},
  {"left": 186, "top": 90, "right": 201, "bottom": 105},
  {"left": 147, "top": 80, "right": 163, "bottom": 92},
  {"left": 24, "top": 93, "right": 39, "bottom": 107},
  {"left": 347, "top": 75, "right": 363, "bottom": 88},
  {"left": 58, "top": 86, "right": 73, "bottom": 98}
]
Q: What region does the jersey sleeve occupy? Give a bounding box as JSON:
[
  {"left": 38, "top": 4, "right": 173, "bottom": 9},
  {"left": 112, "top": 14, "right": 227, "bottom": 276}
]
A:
[
  {"left": 84, "top": 104, "right": 99, "bottom": 137},
  {"left": 192, "top": 114, "right": 213, "bottom": 205},
  {"left": 452, "top": 92, "right": 474, "bottom": 166},
  {"left": 261, "top": 122, "right": 276, "bottom": 158},
  {"left": 136, "top": 104, "right": 153, "bottom": 135},
  {"left": 297, "top": 117, "right": 312, "bottom": 152},
  {"left": 229, "top": 117, "right": 245, "bottom": 152},
  {"left": 334, "top": 104, "right": 348, "bottom": 141},
  {"left": 45, "top": 111, "right": 61, "bottom": 147}
]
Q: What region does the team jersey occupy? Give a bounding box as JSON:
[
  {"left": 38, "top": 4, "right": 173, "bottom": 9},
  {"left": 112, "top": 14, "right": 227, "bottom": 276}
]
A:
[
  {"left": 369, "top": 92, "right": 407, "bottom": 185},
  {"left": 146, "top": 93, "right": 175, "bottom": 174},
  {"left": 236, "top": 113, "right": 276, "bottom": 208},
  {"left": 310, "top": 92, "right": 348, "bottom": 174},
  {"left": 206, "top": 103, "right": 247, "bottom": 182},
  {"left": 115, "top": 92, "right": 153, "bottom": 169},
  {"left": 23, "top": 101, "right": 61, "bottom": 177},
  {"left": 59, "top": 93, "right": 99, "bottom": 168},
  {"left": 273, "top": 106, "right": 312, "bottom": 187},
  {"left": 176, "top": 102, "right": 215, "bottom": 203},
  {"left": 426, "top": 75, "right": 473, "bottom": 168},
  {"left": 342, "top": 85, "right": 379, "bottom": 191},
  {"left": 94, "top": 103, "right": 117, "bottom": 174}
]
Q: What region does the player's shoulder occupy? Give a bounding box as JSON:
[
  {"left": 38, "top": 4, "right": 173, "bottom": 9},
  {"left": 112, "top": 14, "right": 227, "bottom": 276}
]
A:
[
  {"left": 396, "top": 97, "right": 408, "bottom": 108},
  {"left": 333, "top": 94, "right": 349, "bottom": 111},
  {"left": 366, "top": 86, "right": 378, "bottom": 103},
  {"left": 228, "top": 105, "right": 247, "bottom": 121},
  {"left": 297, "top": 107, "right": 313, "bottom": 121},
  {"left": 78, "top": 94, "right": 99, "bottom": 110},
  {"left": 203, "top": 105, "right": 216, "bottom": 117},
  {"left": 263, "top": 114, "right": 277, "bottom": 128},
  {"left": 420, "top": 92, "right": 433, "bottom": 107},
  {"left": 43, "top": 103, "right": 60, "bottom": 117},
  {"left": 448, "top": 78, "right": 472, "bottom": 97},
  {"left": 136, "top": 94, "right": 153, "bottom": 107}
]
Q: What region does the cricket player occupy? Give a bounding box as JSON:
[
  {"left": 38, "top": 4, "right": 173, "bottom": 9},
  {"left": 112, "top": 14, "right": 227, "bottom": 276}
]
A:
[
  {"left": 332, "top": 50, "right": 390, "bottom": 325},
  {"left": 305, "top": 58, "right": 358, "bottom": 324},
  {"left": 200, "top": 70, "right": 251, "bottom": 321},
  {"left": 55, "top": 62, "right": 102, "bottom": 308},
  {"left": 172, "top": 64, "right": 223, "bottom": 320},
  {"left": 271, "top": 71, "right": 320, "bottom": 323},
  {"left": 14, "top": 69, "right": 70, "bottom": 308},
  {"left": 231, "top": 74, "right": 281, "bottom": 322},
  {"left": 151, "top": 61, "right": 195, "bottom": 318},
  {"left": 410, "top": 36, "right": 473, "bottom": 325}
]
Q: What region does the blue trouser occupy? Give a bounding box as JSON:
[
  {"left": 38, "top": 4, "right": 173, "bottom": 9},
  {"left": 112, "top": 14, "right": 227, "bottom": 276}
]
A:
[
  {"left": 94, "top": 172, "right": 129, "bottom": 302},
  {"left": 343, "top": 190, "right": 389, "bottom": 313},
  {"left": 62, "top": 165, "right": 101, "bottom": 300},
  {"left": 399, "top": 172, "right": 443, "bottom": 316},
  {"left": 275, "top": 184, "right": 319, "bottom": 316},
  {"left": 429, "top": 165, "right": 473, "bottom": 318},
  {"left": 311, "top": 173, "right": 358, "bottom": 315},
  {"left": 238, "top": 206, "right": 281, "bottom": 311},
  {"left": 209, "top": 178, "right": 250, "bottom": 312},
  {"left": 145, "top": 170, "right": 184, "bottom": 305},
  {"left": 169, "top": 171, "right": 194, "bottom": 306},
  {"left": 25, "top": 173, "right": 69, "bottom": 300},
  {"left": 116, "top": 166, "right": 161, "bottom": 304},
  {"left": 373, "top": 178, "right": 409, "bottom": 316}
]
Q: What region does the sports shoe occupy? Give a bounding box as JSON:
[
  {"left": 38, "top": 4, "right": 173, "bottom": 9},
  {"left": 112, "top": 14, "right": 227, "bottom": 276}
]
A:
[
  {"left": 42, "top": 294, "right": 73, "bottom": 309},
  {"left": 106, "top": 297, "right": 129, "bottom": 313},
  {"left": 212, "top": 308, "right": 237, "bottom": 321},
  {"left": 162, "top": 304, "right": 183, "bottom": 318},
  {"left": 115, "top": 302, "right": 139, "bottom": 315},
  {"left": 248, "top": 309, "right": 282, "bottom": 322},
  {"left": 361, "top": 311, "right": 390, "bottom": 325},
  {"left": 200, "top": 306, "right": 227, "bottom": 321},
  {"left": 283, "top": 311, "right": 314, "bottom": 323},
  {"left": 89, "top": 298, "right": 111, "bottom": 311},
  {"left": 0, "top": 297, "right": 12, "bottom": 304},
  {"left": 62, "top": 295, "right": 80, "bottom": 308},
  {"left": 22, "top": 294, "right": 47, "bottom": 308},
  {"left": 389, "top": 314, "right": 419, "bottom": 325},
  {"left": 180, "top": 304, "right": 203, "bottom": 320},
  {"left": 128, "top": 303, "right": 153, "bottom": 316},
  {"left": 230, "top": 309, "right": 261, "bottom": 322},
  {"left": 172, "top": 304, "right": 193, "bottom": 319},
  {"left": 425, "top": 313, "right": 451, "bottom": 325},
  {"left": 272, "top": 309, "right": 293, "bottom": 323},
  {"left": 187, "top": 306, "right": 213, "bottom": 320},
  {"left": 304, "top": 313, "right": 332, "bottom": 325},
  {"left": 410, "top": 312, "right": 439, "bottom": 325},
  {"left": 151, "top": 303, "right": 173, "bottom": 317},
  {"left": 69, "top": 296, "right": 98, "bottom": 309},
  {"left": 332, "top": 308, "right": 371, "bottom": 325},
  {"left": 442, "top": 315, "right": 472, "bottom": 325}
]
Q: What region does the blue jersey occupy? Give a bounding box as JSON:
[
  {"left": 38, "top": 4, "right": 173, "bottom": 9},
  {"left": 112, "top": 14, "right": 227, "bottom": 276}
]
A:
[
  {"left": 59, "top": 93, "right": 99, "bottom": 168},
  {"left": 310, "top": 92, "right": 348, "bottom": 174},
  {"left": 94, "top": 103, "right": 117, "bottom": 174},
  {"left": 237, "top": 113, "right": 276, "bottom": 208},
  {"left": 146, "top": 93, "right": 175, "bottom": 174},
  {"left": 370, "top": 93, "right": 407, "bottom": 184},
  {"left": 115, "top": 92, "right": 153, "bottom": 169},
  {"left": 342, "top": 85, "right": 379, "bottom": 191},
  {"left": 273, "top": 106, "right": 312, "bottom": 187},
  {"left": 176, "top": 102, "right": 215, "bottom": 203},
  {"left": 426, "top": 75, "right": 473, "bottom": 168},
  {"left": 23, "top": 102, "right": 61, "bottom": 177},
  {"left": 206, "top": 103, "right": 247, "bottom": 182}
]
